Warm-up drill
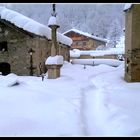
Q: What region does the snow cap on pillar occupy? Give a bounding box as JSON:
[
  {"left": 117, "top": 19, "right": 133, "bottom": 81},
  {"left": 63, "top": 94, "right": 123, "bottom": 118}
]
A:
[
  {"left": 48, "top": 3, "right": 60, "bottom": 28},
  {"left": 48, "top": 16, "right": 60, "bottom": 27}
]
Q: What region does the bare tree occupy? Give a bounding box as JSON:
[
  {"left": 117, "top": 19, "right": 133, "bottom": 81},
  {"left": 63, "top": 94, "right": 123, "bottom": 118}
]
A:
[{"left": 107, "top": 18, "right": 122, "bottom": 48}]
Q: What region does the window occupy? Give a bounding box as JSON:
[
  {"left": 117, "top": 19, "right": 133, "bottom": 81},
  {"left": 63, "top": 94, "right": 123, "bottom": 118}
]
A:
[
  {"left": 83, "top": 42, "right": 86, "bottom": 46},
  {"left": 78, "top": 42, "right": 83, "bottom": 46},
  {"left": 73, "top": 41, "right": 78, "bottom": 46},
  {"left": 73, "top": 41, "right": 87, "bottom": 46},
  {"left": 0, "top": 62, "right": 11, "bottom": 75},
  {"left": 0, "top": 41, "right": 8, "bottom": 52}
]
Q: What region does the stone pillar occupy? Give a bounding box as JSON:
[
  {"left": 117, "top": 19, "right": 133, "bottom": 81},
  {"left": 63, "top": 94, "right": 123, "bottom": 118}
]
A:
[
  {"left": 50, "top": 25, "right": 59, "bottom": 56},
  {"left": 124, "top": 4, "right": 140, "bottom": 82},
  {"left": 46, "top": 4, "right": 63, "bottom": 79},
  {"left": 47, "top": 64, "right": 62, "bottom": 79}
]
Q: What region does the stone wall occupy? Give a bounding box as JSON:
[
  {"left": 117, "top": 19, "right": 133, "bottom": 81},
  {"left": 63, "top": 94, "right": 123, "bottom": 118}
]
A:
[
  {"left": 58, "top": 43, "right": 70, "bottom": 62},
  {"left": 79, "top": 55, "right": 93, "bottom": 59},
  {"left": 94, "top": 55, "right": 117, "bottom": 59},
  {"left": 80, "top": 54, "right": 117, "bottom": 59},
  {"left": 70, "top": 54, "right": 117, "bottom": 60},
  {"left": 25, "top": 37, "right": 51, "bottom": 76},
  {"left": 0, "top": 22, "right": 30, "bottom": 75},
  {"left": 125, "top": 4, "right": 140, "bottom": 82},
  {"left": 0, "top": 21, "right": 52, "bottom": 76}
]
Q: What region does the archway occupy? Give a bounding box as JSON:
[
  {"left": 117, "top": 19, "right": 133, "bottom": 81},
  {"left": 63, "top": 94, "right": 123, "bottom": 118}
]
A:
[{"left": 0, "top": 62, "right": 11, "bottom": 76}]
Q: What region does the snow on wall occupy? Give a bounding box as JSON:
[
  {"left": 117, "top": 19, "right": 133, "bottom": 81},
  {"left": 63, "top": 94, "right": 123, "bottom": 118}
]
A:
[
  {"left": 45, "top": 55, "right": 64, "bottom": 65},
  {"left": 70, "top": 47, "right": 124, "bottom": 58},
  {"left": 70, "top": 49, "right": 81, "bottom": 57},
  {"left": 124, "top": 4, "right": 132, "bottom": 11},
  {"left": 90, "top": 48, "right": 124, "bottom": 57},
  {"left": 0, "top": 6, "right": 72, "bottom": 46},
  {"left": 63, "top": 28, "right": 108, "bottom": 43}
]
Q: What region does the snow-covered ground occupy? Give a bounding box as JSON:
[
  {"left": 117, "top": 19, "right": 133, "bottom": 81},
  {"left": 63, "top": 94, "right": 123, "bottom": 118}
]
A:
[{"left": 0, "top": 61, "right": 140, "bottom": 137}]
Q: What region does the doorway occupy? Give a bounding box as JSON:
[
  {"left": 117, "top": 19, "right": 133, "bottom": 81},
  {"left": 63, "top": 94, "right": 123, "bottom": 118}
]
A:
[{"left": 0, "top": 62, "right": 11, "bottom": 75}]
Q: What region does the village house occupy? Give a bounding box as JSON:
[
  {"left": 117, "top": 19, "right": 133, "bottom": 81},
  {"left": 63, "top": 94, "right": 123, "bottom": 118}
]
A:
[
  {"left": 63, "top": 28, "right": 107, "bottom": 51},
  {"left": 63, "top": 28, "right": 114, "bottom": 59},
  {"left": 0, "top": 6, "right": 72, "bottom": 76}
]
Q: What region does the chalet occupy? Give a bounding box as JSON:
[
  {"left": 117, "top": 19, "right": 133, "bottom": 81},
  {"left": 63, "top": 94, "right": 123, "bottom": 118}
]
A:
[
  {"left": 0, "top": 6, "right": 72, "bottom": 76},
  {"left": 124, "top": 4, "right": 140, "bottom": 82},
  {"left": 63, "top": 29, "right": 120, "bottom": 60},
  {"left": 63, "top": 28, "right": 107, "bottom": 51}
]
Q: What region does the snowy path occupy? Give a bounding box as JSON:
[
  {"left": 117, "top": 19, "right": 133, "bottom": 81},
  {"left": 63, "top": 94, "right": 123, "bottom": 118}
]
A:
[
  {"left": 64, "top": 63, "right": 117, "bottom": 136},
  {"left": 80, "top": 63, "right": 140, "bottom": 136},
  {"left": 80, "top": 83, "right": 96, "bottom": 135},
  {"left": 78, "top": 76, "right": 115, "bottom": 135}
]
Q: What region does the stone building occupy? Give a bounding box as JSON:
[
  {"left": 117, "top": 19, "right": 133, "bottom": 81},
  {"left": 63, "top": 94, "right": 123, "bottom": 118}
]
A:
[
  {"left": 63, "top": 28, "right": 107, "bottom": 51},
  {"left": 0, "top": 6, "right": 72, "bottom": 76},
  {"left": 124, "top": 4, "right": 140, "bottom": 82}
]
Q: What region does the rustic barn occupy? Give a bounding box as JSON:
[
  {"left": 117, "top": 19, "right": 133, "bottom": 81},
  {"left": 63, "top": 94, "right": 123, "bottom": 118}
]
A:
[
  {"left": 63, "top": 28, "right": 107, "bottom": 51},
  {"left": 124, "top": 4, "right": 140, "bottom": 82},
  {"left": 0, "top": 6, "right": 72, "bottom": 76}
]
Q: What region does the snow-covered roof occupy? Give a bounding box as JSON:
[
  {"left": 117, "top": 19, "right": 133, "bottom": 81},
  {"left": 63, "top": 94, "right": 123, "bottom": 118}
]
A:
[
  {"left": 124, "top": 4, "right": 133, "bottom": 11},
  {"left": 0, "top": 6, "right": 72, "bottom": 46},
  {"left": 63, "top": 28, "right": 108, "bottom": 43}
]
